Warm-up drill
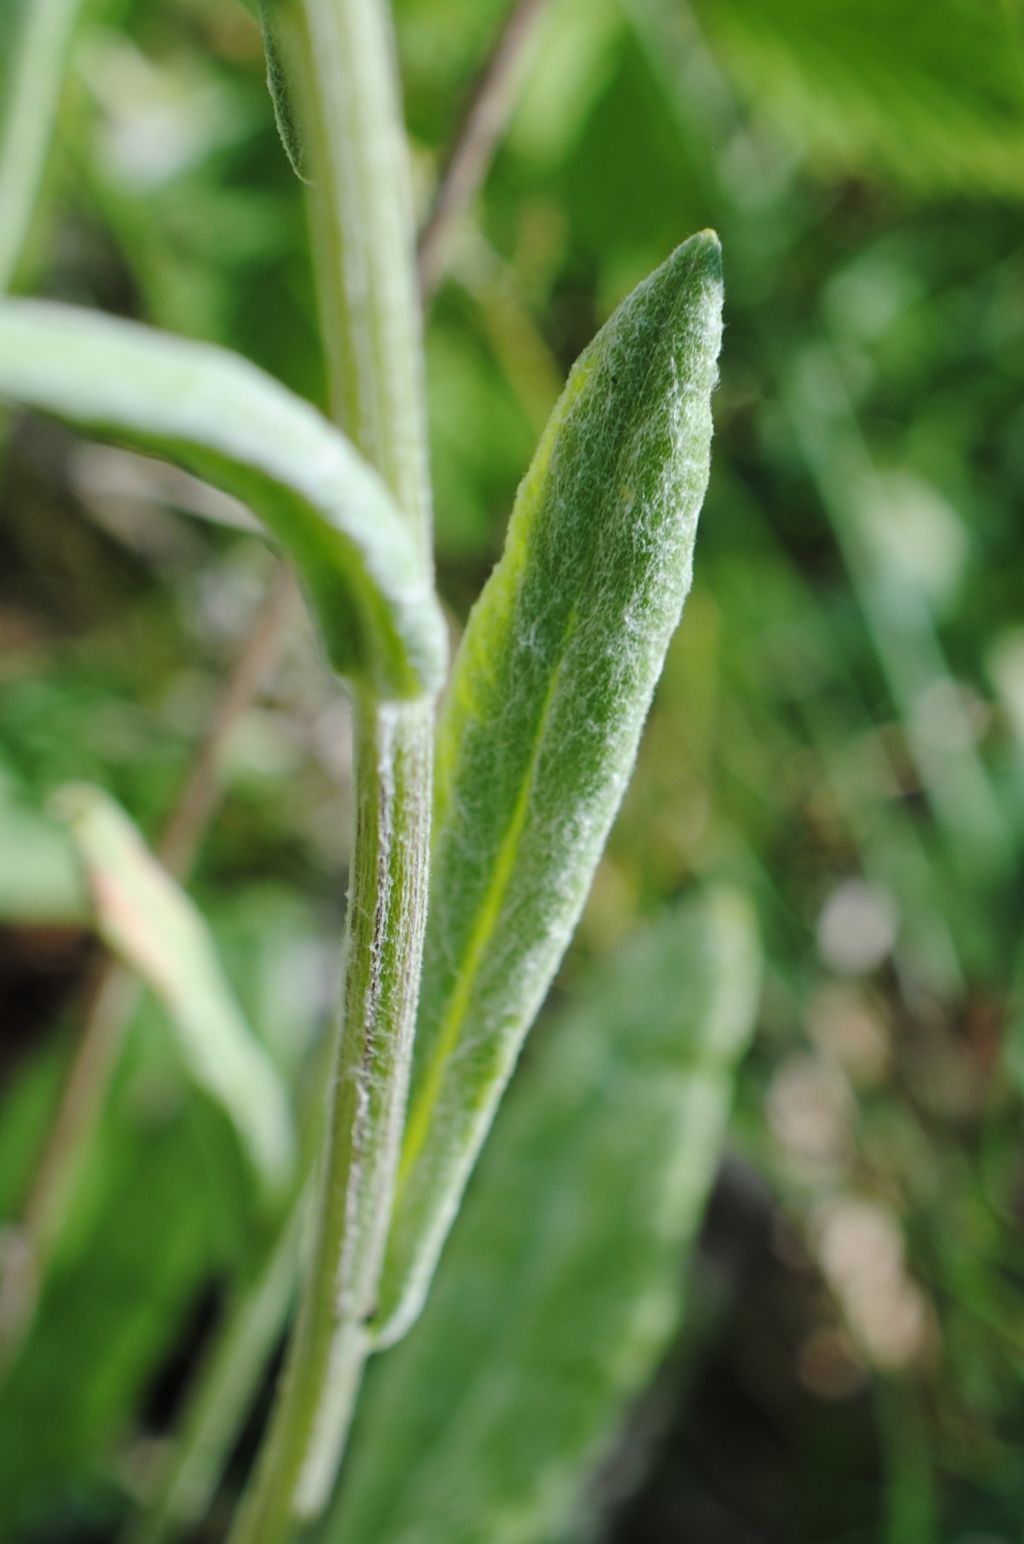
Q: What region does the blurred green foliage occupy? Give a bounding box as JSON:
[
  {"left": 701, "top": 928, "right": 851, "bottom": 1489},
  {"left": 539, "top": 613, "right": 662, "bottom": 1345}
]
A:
[{"left": 2, "top": 0, "right": 1024, "bottom": 1540}]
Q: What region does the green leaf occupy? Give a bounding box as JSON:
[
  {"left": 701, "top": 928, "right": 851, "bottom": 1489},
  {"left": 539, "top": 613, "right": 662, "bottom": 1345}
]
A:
[
  {"left": 0, "top": 302, "right": 447, "bottom": 698},
  {"left": 235, "top": 0, "right": 309, "bottom": 184},
  {"left": 372, "top": 230, "right": 724, "bottom": 1343},
  {"left": 53, "top": 784, "right": 294, "bottom": 1198},
  {"left": 329, "top": 890, "right": 761, "bottom": 1544},
  {"left": 258, "top": 2, "right": 310, "bottom": 182}
]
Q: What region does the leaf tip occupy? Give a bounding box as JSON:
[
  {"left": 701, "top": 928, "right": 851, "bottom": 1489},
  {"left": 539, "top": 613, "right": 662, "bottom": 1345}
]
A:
[{"left": 673, "top": 227, "right": 723, "bottom": 292}]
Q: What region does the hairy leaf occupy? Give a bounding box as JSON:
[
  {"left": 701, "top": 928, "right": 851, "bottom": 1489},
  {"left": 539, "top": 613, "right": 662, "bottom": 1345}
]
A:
[
  {"left": 53, "top": 785, "right": 294, "bottom": 1197},
  {"left": 330, "top": 891, "right": 761, "bottom": 1544},
  {"left": 0, "top": 302, "right": 446, "bottom": 698},
  {"left": 258, "top": 1, "right": 310, "bottom": 182},
  {"left": 374, "top": 231, "right": 724, "bottom": 1342}
]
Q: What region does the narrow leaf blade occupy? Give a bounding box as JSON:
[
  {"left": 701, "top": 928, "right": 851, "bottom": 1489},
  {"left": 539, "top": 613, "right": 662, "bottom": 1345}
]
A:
[
  {"left": 0, "top": 302, "right": 447, "bottom": 698},
  {"left": 375, "top": 231, "right": 725, "bottom": 1339},
  {"left": 331, "top": 890, "right": 761, "bottom": 1544},
  {"left": 258, "top": 1, "right": 309, "bottom": 181},
  {"left": 0, "top": 0, "right": 84, "bottom": 292},
  {"left": 53, "top": 784, "right": 295, "bottom": 1197}
]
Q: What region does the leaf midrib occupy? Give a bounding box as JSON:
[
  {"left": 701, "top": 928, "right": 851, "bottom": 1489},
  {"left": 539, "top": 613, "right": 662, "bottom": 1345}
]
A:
[{"left": 394, "top": 605, "right": 578, "bottom": 1194}]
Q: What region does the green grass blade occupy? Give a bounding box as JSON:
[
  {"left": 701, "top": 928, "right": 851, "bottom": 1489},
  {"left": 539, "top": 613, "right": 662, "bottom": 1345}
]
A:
[
  {"left": 53, "top": 784, "right": 294, "bottom": 1199},
  {"left": 374, "top": 230, "right": 724, "bottom": 1342},
  {"left": 0, "top": 302, "right": 446, "bottom": 699},
  {"left": 329, "top": 890, "right": 761, "bottom": 1544},
  {"left": 0, "top": 0, "right": 84, "bottom": 293}
]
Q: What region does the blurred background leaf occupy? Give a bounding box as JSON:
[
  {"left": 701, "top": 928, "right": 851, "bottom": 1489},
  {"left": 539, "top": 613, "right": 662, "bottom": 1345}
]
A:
[{"left": 53, "top": 783, "right": 295, "bottom": 1196}]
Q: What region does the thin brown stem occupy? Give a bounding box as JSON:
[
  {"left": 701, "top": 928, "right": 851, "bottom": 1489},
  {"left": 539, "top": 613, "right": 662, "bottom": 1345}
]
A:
[
  {"left": 156, "top": 564, "right": 299, "bottom": 876},
  {"left": 417, "top": 0, "right": 554, "bottom": 302},
  {"left": 19, "top": 965, "right": 135, "bottom": 1259}
]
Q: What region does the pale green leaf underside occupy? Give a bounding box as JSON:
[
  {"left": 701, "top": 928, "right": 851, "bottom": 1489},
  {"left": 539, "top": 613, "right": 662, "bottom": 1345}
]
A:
[
  {"left": 0, "top": 302, "right": 447, "bottom": 698},
  {"left": 54, "top": 784, "right": 295, "bottom": 1197},
  {"left": 330, "top": 891, "right": 761, "bottom": 1544},
  {"left": 373, "top": 231, "right": 725, "bottom": 1342}
]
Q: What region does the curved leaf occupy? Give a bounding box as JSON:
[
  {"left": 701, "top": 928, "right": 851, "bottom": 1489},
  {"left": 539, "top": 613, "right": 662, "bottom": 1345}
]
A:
[
  {"left": 0, "top": 302, "right": 447, "bottom": 698},
  {"left": 373, "top": 231, "right": 724, "bottom": 1342},
  {"left": 259, "top": 1, "right": 310, "bottom": 182},
  {"left": 330, "top": 891, "right": 761, "bottom": 1544}
]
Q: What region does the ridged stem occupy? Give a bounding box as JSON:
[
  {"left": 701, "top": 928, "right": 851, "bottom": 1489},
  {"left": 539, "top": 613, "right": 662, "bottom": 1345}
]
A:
[
  {"left": 290, "top": 0, "right": 433, "bottom": 561},
  {"left": 229, "top": 697, "right": 432, "bottom": 1541},
  {"left": 229, "top": 0, "right": 436, "bottom": 1537}
]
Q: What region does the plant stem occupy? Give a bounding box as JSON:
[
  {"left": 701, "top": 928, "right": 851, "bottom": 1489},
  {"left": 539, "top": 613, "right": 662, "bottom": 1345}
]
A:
[
  {"left": 139, "top": 0, "right": 556, "bottom": 1525},
  {"left": 229, "top": 0, "right": 436, "bottom": 1535},
  {"left": 157, "top": 564, "right": 299, "bottom": 877},
  {"left": 229, "top": 696, "right": 432, "bottom": 1540},
  {"left": 292, "top": 0, "right": 432, "bottom": 559},
  {"left": 417, "top": 0, "right": 554, "bottom": 302}
]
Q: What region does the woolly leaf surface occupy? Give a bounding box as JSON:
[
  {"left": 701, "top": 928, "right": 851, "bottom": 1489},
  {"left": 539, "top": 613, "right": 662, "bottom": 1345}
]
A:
[{"left": 375, "top": 230, "right": 724, "bottom": 1340}]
